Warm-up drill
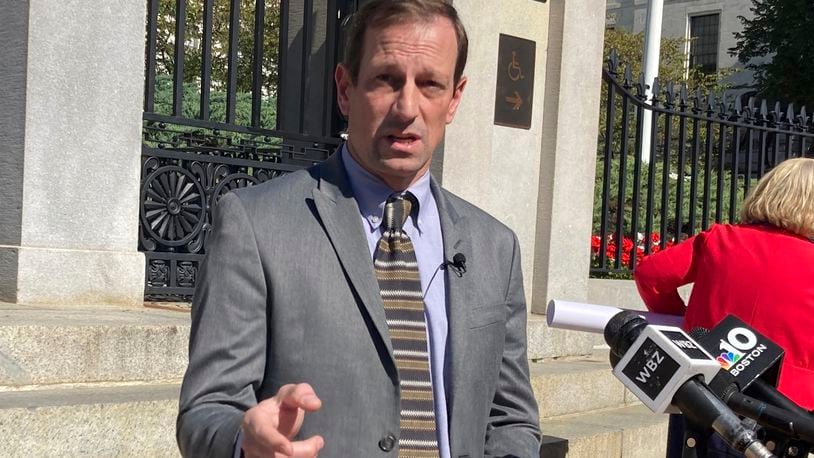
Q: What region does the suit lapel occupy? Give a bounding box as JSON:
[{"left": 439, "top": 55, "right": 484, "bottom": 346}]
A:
[
  {"left": 431, "top": 179, "right": 473, "bottom": 449},
  {"left": 311, "top": 153, "right": 395, "bottom": 366}
]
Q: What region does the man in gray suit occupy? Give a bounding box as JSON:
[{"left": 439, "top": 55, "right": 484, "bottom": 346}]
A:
[{"left": 177, "top": 1, "right": 541, "bottom": 456}]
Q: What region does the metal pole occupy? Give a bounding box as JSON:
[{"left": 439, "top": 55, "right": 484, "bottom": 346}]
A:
[{"left": 641, "top": 0, "right": 664, "bottom": 163}]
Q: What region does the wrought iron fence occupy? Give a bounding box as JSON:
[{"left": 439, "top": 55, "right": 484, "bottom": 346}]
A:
[
  {"left": 140, "top": 124, "right": 339, "bottom": 298},
  {"left": 141, "top": 0, "right": 349, "bottom": 299},
  {"left": 592, "top": 50, "right": 814, "bottom": 277}
]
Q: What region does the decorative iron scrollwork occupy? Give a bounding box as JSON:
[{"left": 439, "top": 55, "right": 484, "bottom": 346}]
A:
[
  {"left": 177, "top": 261, "right": 197, "bottom": 288},
  {"left": 148, "top": 260, "right": 169, "bottom": 287},
  {"left": 140, "top": 121, "right": 339, "bottom": 299},
  {"left": 213, "top": 172, "right": 260, "bottom": 204},
  {"left": 141, "top": 165, "right": 206, "bottom": 247}
]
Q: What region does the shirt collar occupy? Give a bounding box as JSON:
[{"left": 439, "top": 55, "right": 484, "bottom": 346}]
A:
[{"left": 341, "top": 144, "right": 432, "bottom": 234}]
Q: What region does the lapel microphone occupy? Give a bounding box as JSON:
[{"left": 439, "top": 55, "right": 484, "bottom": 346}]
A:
[
  {"left": 423, "top": 253, "right": 468, "bottom": 298},
  {"left": 443, "top": 253, "right": 467, "bottom": 277}
]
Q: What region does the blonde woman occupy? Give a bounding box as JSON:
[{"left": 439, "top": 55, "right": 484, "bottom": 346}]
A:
[{"left": 635, "top": 157, "right": 814, "bottom": 409}]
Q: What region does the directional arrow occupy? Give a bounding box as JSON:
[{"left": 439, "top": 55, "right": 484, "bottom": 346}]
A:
[{"left": 505, "top": 91, "right": 522, "bottom": 111}]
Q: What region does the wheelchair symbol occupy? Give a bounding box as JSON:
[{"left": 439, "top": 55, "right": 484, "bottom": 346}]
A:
[{"left": 508, "top": 51, "right": 524, "bottom": 81}]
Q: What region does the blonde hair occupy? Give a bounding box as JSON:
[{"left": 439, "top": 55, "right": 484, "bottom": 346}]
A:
[{"left": 740, "top": 157, "right": 814, "bottom": 238}]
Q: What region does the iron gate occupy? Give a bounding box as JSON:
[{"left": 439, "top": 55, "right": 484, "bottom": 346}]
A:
[
  {"left": 592, "top": 50, "right": 814, "bottom": 277},
  {"left": 140, "top": 0, "right": 354, "bottom": 299}
]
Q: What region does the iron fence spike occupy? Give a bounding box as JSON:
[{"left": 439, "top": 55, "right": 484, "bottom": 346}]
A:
[
  {"left": 608, "top": 49, "right": 619, "bottom": 74},
  {"left": 635, "top": 73, "right": 647, "bottom": 99},
  {"left": 623, "top": 65, "right": 633, "bottom": 88},
  {"left": 651, "top": 77, "right": 661, "bottom": 104},
  {"left": 664, "top": 81, "right": 675, "bottom": 107}
]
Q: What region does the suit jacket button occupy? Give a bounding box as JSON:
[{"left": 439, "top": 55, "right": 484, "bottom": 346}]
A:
[{"left": 378, "top": 433, "right": 397, "bottom": 452}]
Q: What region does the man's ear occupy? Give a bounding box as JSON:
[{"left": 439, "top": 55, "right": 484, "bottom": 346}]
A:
[
  {"left": 335, "top": 64, "right": 353, "bottom": 117},
  {"left": 445, "top": 75, "right": 467, "bottom": 124}
]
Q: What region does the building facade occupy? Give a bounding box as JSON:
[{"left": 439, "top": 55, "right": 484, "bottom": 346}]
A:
[{"left": 606, "top": 0, "right": 758, "bottom": 90}]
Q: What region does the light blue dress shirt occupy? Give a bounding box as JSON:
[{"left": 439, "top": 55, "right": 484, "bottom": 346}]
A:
[{"left": 342, "top": 147, "right": 451, "bottom": 458}]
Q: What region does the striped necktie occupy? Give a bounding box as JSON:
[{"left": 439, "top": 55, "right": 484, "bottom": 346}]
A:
[{"left": 374, "top": 192, "right": 439, "bottom": 456}]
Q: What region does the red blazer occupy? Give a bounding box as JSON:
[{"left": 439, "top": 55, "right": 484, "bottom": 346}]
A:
[{"left": 634, "top": 223, "right": 814, "bottom": 409}]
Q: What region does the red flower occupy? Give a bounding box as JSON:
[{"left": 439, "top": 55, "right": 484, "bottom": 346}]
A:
[
  {"left": 591, "top": 232, "right": 678, "bottom": 269},
  {"left": 605, "top": 242, "right": 616, "bottom": 261}
]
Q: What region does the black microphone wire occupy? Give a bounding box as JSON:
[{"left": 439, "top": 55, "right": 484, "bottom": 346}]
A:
[
  {"left": 423, "top": 262, "right": 445, "bottom": 300},
  {"left": 422, "top": 256, "right": 464, "bottom": 299}
]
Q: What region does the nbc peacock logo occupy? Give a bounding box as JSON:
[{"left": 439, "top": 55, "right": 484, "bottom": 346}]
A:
[{"left": 716, "top": 350, "right": 742, "bottom": 370}]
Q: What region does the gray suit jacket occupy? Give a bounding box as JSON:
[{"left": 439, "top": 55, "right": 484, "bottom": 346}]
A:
[{"left": 177, "top": 151, "right": 541, "bottom": 457}]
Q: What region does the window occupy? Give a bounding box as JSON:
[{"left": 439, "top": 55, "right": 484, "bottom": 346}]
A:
[{"left": 689, "top": 13, "right": 720, "bottom": 75}]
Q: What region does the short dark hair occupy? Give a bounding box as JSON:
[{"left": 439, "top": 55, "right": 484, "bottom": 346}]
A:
[{"left": 342, "top": 0, "right": 468, "bottom": 85}]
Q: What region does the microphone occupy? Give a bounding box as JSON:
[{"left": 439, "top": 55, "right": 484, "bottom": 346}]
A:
[
  {"left": 423, "top": 253, "right": 467, "bottom": 297},
  {"left": 689, "top": 317, "right": 784, "bottom": 393},
  {"left": 545, "top": 299, "right": 684, "bottom": 334},
  {"left": 443, "top": 253, "right": 466, "bottom": 277},
  {"left": 691, "top": 322, "right": 814, "bottom": 445},
  {"left": 604, "top": 311, "right": 776, "bottom": 457}
]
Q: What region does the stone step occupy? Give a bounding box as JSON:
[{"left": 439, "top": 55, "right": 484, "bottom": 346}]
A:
[
  {"left": 0, "top": 303, "right": 189, "bottom": 387},
  {"left": 0, "top": 303, "right": 597, "bottom": 387},
  {"left": 530, "top": 357, "right": 639, "bottom": 419},
  {"left": 540, "top": 404, "right": 669, "bottom": 458},
  {"left": 528, "top": 313, "right": 607, "bottom": 360},
  {"left": 0, "top": 382, "right": 665, "bottom": 458},
  {"left": 0, "top": 383, "right": 180, "bottom": 457}
]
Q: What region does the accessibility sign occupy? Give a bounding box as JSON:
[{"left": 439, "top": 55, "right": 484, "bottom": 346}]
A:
[{"left": 494, "top": 34, "right": 535, "bottom": 129}]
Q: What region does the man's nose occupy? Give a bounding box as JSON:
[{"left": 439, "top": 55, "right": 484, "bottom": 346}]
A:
[{"left": 391, "top": 83, "right": 419, "bottom": 121}]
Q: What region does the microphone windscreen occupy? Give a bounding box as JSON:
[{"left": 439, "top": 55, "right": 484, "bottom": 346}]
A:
[
  {"left": 452, "top": 253, "right": 466, "bottom": 265},
  {"left": 604, "top": 310, "right": 647, "bottom": 357},
  {"left": 689, "top": 327, "right": 710, "bottom": 341}
]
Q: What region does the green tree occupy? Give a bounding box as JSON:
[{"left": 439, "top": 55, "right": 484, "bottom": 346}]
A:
[
  {"left": 730, "top": 0, "right": 814, "bottom": 108},
  {"left": 604, "top": 29, "right": 732, "bottom": 94},
  {"left": 154, "top": 0, "right": 281, "bottom": 96}
]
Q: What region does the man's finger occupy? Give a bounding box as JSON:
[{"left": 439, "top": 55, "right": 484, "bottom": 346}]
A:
[
  {"left": 243, "top": 417, "right": 294, "bottom": 457},
  {"left": 290, "top": 435, "right": 325, "bottom": 458},
  {"left": 274, "top": 383, "right": 322, "bottom": 438},
  {"left": 278, "top": 383, "right": 322, "bottom": 412}
]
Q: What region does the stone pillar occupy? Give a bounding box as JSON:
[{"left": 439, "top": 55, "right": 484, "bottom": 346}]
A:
[
  {"left": 0, "top": 0, "right": 146, "bottom": 306},
  {"left": 532, "top": 0, "right": 607, "bottom": 312},
  {"left": 443, "top": 0, "right": 550, "bottom": 307}
]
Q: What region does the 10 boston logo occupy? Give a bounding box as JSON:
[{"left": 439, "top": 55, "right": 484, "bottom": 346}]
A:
[{"left": 716, "top": 326, "right": 768, "bottom": 376}]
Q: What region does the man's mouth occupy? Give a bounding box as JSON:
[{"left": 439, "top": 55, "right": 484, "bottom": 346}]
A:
[{"left": 387, "top": 134, "right": 420, "bottom": 145}]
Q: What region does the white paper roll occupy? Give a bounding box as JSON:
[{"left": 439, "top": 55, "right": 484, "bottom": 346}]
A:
[{"left": 546, "top": 299, "right": 684, "bottom": 334}]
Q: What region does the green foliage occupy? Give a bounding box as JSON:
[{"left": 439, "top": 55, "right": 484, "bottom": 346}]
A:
[
  {"left": 154, "top": 0, "right": 281, "bottom": 96},
  {"left": 593, "top": 154, "right": 741, "bottom": 237},
  {"left": 604, "top": 29, "right": 734, "bottom": 94},
  {"left": 152, "top": 73, "right": 277, "bottom": 129},
  {"left": 730, "top": 0, "right": 814, "bottom": 108},
  {"left": 147, "top": 73, "right": 279, "bottom": 151}
]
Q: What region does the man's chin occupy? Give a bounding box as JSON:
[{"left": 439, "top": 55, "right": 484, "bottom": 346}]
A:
[{"left": 372, "top": 160, "right": 430, "bottom": 189}]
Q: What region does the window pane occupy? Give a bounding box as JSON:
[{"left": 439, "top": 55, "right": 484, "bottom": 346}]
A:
[{"left": 689, "top": 13, "right": 719, "bottom": 75}]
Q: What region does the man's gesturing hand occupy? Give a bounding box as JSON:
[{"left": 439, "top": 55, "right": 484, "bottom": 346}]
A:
[{"left": 241, "top": 383, "right": 324, "bottom": 458}]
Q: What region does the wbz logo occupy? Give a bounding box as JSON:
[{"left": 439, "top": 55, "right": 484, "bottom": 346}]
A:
[
  {"left": 716, "top": 327, "right": 767, "bottom": 376},
  {"left": 634, "top": 350, "right": 664, "bottom": 383}
]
